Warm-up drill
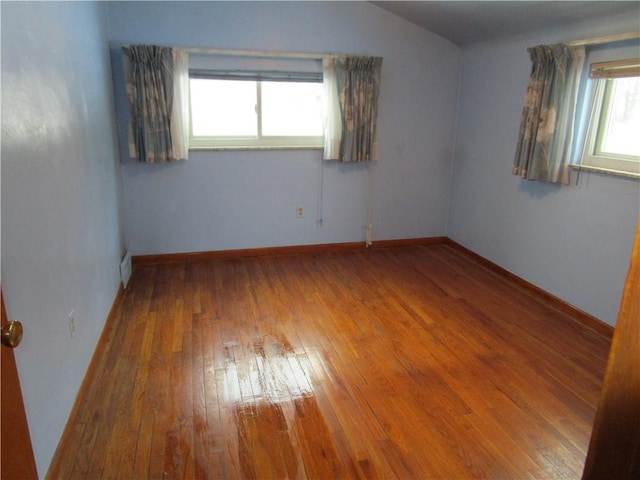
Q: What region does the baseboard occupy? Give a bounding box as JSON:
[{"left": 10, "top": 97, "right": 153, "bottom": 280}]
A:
[
  {"left": 371, "top": 236, "right": 447, "bottom": 249},
  {"left": 443, "top": 238, "right": 614, "bottom": 339},
  {"left": 132, "top": 237, "right": 447, "bottom": 265},
  {"left": 46, "top": 283, "right": 125, "bottom": 479}
]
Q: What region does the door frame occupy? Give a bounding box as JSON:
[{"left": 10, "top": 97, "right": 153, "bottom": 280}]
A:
[{"left": 1, "top": 289, "right": 38, "bottom": 479}]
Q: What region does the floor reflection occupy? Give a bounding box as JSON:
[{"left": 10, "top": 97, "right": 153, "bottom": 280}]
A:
[
  {"left": 222, "top": 335, "right": 314, "bottom": 405},
  {"left": 224, "top": 333, "right": 345, "bottom": 478}
]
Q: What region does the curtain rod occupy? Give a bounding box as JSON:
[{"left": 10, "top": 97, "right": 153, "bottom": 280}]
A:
[
  {"left": 183, "top": 46, "right": 337, "bottom": 60},
  {"left": 122, "top": 44, "right": 341, "bottom": 60},
  {"left": 565, "top": 31, "right": 640, "bottom": 47}
]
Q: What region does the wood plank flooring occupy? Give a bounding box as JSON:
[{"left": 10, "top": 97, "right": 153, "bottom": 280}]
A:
[{"left": 47, "top": 244, "right": 611, "bottom": 479}]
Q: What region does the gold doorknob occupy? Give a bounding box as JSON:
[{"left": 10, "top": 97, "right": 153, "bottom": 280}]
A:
[{"left": 1, "top": 320, "right": 23, "bottom": 348}]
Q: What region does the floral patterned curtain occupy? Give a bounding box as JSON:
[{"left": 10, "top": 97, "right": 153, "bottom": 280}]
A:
[
  {"left": 334, "top": 56, "right": 383, "bottom": 163},
  {"left": 513, "top": 44, "right": 585, "bottom": 184},
  {"left": 123, "top": 45, "right": 186, "bottom": 163}
]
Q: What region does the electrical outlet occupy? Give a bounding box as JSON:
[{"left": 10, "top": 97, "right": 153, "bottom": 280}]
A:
[
  {"left": 68, "top": 310, "right": 76, "bottom": 338},
  {"left": 296, "top": 206, "right": 304, "bottom": 218}
]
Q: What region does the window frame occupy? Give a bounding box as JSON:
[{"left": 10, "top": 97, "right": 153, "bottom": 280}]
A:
[
  {"left": 579, "top": 58, "right": 640, "bottom": 177},
  {"left": 188, "top": 69, "right": 324, "bottom": 150}
]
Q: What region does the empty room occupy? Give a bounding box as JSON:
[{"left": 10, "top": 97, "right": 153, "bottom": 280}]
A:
[{"left": 1, "top": 1, "right": 639, "bottom": 478}]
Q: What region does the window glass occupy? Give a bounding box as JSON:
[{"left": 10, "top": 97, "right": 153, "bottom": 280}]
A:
[
  {"left": 188, "top": 74, "right": 323, "bottom": 149},
  {"left": 190, "top": 79, "right": 257, "bottom": 137},
  {"left": 261, "top": 81, "right": 323, "bottom": 137},
  {"left": 596, "top": 77, "right": 640, "bottom": 158}
]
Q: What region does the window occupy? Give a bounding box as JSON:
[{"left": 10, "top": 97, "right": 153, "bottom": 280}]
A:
[
  {"left": 189, "top": 70, "right": 323, "bottom": 149},
  {"left": 581, "top": 58, "right": 640, "bottom": 177}
]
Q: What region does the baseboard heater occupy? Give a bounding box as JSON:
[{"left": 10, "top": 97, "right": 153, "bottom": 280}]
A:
[{"left": 120, "top": 251, "right": 132, "bottom": 289}]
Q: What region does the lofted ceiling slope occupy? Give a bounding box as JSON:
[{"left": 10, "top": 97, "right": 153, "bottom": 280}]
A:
[{"left": 372, "top": 1, "right": 640, "bottom": 46}]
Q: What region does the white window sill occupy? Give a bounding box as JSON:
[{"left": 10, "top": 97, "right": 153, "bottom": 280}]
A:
[{"left": 570, "top": 164, "right": 640, "bottom": 180}]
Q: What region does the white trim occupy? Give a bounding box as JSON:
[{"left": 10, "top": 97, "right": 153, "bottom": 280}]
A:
[
  {"left": 565, "top": 31, "right": 640, "bottom": 47},
  {"left": 570, "top": 164, "right": 640, "bottom": 180},
  {"left": 183, "top": 46, "right": 338, "bottom": 61},
  {"left": 122, "top": 44, "right": 341, "bottom": 61}
]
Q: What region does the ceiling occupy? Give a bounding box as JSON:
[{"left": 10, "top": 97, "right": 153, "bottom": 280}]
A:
[{"left": 372, "top": 1, "right": 640, "bottom": 46}]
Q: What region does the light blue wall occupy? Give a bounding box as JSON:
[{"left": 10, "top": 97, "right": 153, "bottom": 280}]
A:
[
  {"left": 448, "top": 12, "right": 640, "bottom": 326},
  {"left": 108, "top": 1, "right": 461, "bottom": 255},
  {"left": 1, "top": 2, "right": 124, "bottom": 475}
]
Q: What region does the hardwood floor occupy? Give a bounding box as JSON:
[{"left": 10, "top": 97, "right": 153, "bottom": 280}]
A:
[{"left": 47, "top": 244, "right": 611, "bottom": 479}]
